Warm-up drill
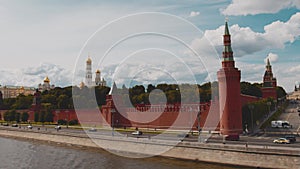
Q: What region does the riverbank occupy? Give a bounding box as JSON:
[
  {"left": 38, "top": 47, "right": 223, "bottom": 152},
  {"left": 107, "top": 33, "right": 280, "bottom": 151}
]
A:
[{"left": 0, "top": 128, "right": 299, "bottom": 169}]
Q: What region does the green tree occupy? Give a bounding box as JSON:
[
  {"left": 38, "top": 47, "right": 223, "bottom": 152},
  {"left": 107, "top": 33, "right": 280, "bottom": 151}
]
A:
[
  {"left": 9, "top": 110, "right": 16, "bottom": 122},
  {"left": 58, "top": 119, "right": 67, "bottom": 125},
  {"left": 0, "top": 92, "right": 3, "bottom": 107},
  {"left": 12, "top": 94, "right": 33, "bottom": 109},
  {"left": 21, "top": 112, "right": 29, "bottom": 122},
  {"left": 4, "top": 111, "right": 10, "bottom": 121},
  {"left": 15, "top": 112, "right": 21, "bottom": 123},
  {"left": 240, "top": 81, "right": 262, "bottom": 97},
  {"left": 276, "top": 86, "right": 287, "bottom": 99},
  {"left": 68, "top": 119, "right": 78, "bottom": 125},
  {"left": 95, "top": 86, "right": 110, "bottom": 106},
  {"left": 147, "top": 84, "right": 155, "bottom": 93},
  {"left": 57, "top": 94, "right": 69, "bottom": 109},
  {"left": 39, "top": 111, "right": 45, "bottom": 123},
  {"left": 44, "top": 111, "right": 53, "bottom": 122},
  {"left": 41, "top": 94, "right": 57, "bottom": 108},
  {"left": 34, "top": 112, "right": 39, "bottom": 122}
]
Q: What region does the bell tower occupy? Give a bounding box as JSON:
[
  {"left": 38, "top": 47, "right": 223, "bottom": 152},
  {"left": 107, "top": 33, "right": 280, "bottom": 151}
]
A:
[
  {"left": 85, "top": 57, "right": 93, "bottom": 87},
  {"left": 217, "top": 21, "right": 243, "bottom": 135}
]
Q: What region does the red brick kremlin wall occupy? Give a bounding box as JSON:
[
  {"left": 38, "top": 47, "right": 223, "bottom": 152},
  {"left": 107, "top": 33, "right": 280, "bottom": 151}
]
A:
[{"left": 0, "top": 93, "right": 259, "bottom": 131}]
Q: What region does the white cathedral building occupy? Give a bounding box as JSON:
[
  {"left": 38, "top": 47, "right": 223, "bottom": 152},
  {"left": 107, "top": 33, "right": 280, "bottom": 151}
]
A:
[
  {"left": 38, "top": 76, "right": 55, "bottom": 92},
  {"left": 81, "top": 57, "right": 106, "bottom": 88}
]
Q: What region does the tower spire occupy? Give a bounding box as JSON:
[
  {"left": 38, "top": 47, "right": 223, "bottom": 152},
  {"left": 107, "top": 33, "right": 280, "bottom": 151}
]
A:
[
  {"left": 222, "top": 20, "right": 234, "bottom": 68},
  {"left": 224, "top": 19, "right": 230, "bottom": 35},
  {"left": 266, "top": 58, "right": 272, "bottom": 72}
]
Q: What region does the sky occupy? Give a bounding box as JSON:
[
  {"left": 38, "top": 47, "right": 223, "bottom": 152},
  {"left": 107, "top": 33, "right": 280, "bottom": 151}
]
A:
[{"left": 0, "top": 0, "right": 300, "bottom": 92}]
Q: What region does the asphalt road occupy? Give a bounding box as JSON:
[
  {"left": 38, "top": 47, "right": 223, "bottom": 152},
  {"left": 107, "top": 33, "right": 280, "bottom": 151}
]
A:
[{"left": 1, "top": 123, "right": 300, "bottom": 149}]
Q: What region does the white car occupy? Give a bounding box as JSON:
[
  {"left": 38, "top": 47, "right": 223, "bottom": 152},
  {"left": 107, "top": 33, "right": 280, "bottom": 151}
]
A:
[
  {"left": 27, "top": 125, "right": 33, "bottom": 129},
  {"left": 88, "top": 128, "right": 97, "bottom": 132},
  {"left": 131, "top": 130, "right": 143, "bottom": 135}
]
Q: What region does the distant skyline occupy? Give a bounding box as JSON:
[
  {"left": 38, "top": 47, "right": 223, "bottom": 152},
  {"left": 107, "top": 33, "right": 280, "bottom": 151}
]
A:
[{"left": 0, "top": 0, "right": 299, "bottom": 92}]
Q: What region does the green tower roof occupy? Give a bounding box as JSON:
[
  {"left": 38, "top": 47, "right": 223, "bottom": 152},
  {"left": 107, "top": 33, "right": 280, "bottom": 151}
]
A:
[{"left": 225, "top": 21, "right": 230, "bottom": 35}]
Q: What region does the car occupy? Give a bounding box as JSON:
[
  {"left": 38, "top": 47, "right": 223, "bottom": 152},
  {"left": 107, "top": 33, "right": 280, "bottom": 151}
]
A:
[
  {"left": 2, "top": 123, "right": 9, "bottom": 126},
  {"left": 284, "top": 135, "right": 296, "bottom": 143},
  {"left": 55, "top": 125, "right": 61, "bottom": 130},
  {"left": 27, "top": 125, "right": 33, "bottom": 129},
  {"left": 88, "top": 127, "right": 97, "bottom": 132},
  {"left": 131, "top": 130, "right": 143, "bottom": 135},
  {"left": 11, "top": 124, "right": 18, "bottom": 127},
  {"left": 273, "top": 138, "right": 290, "bottom": 144},
  {"left": 177, "top": 133, "right": 190, "bottom": 138},
  {"left": 225, "top": 134, "right": 239, "bottom": 141}
]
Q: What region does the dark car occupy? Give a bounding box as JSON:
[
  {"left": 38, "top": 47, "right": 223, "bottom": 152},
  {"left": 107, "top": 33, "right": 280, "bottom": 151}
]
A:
[
  {"left": 285, "top": 135, "right": 296, "bottom": 143},
  {"left": 11, "top": 124, "right": 18, "bottom": 127},
  {"left": 225, "top": 134, "right": 240, "bottom": 141},
  {"left": 177, "top": 132, "right": 190, "bottom": 138}
]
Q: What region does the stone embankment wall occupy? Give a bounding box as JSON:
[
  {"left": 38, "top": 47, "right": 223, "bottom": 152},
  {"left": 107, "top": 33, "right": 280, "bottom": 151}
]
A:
[{"left": 0, "top": 129, "right": 299, "bottom": 169}]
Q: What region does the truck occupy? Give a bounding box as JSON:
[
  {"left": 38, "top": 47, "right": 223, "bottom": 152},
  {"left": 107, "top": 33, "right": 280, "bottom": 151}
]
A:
[{"left": 271, "top": 120, "right": 292, "bottom": 128}]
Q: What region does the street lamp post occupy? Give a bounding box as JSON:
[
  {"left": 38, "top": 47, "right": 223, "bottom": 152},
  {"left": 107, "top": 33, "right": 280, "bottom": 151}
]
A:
[
  {"left": 248, "top": 105, "right": 254, "bottom": 133},
  {"left": 65, "top": 110, "right": 69, "bottom": 128},
  {"left": 274, "top": 100, "right": 277, "bottom": 109},
  {"left": 267, "top": 101, "right": 271, "bottom": 117},
  {"left": 111, "top": 108, "right": 116, "bottom": 136},
  {"left": 55, "top": 110, "right": 60, "bottom": 125},
  {"left": 197, "top": 105, "right": 201, "bottom": 142}
]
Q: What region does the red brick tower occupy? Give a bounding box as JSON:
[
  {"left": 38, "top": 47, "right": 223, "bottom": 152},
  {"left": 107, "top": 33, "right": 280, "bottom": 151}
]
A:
[
  {"left": 261, "top": 59, "right": 277, "bottom": 99},
  {"left": 217, "top": 21, "right": 243, "bottom": 135}
]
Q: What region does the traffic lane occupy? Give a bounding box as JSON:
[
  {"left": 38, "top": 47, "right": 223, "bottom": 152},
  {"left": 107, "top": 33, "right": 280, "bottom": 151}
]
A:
[
  {"left": 200, "top": 136, "right": 300, "bottom": 148},
  {"left": 2, "top": 125, "right": 300, "bottom": 148}
]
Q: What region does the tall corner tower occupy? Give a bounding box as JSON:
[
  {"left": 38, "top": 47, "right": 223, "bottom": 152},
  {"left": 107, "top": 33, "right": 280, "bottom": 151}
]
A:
[
  {"left": 262, "top": 59, "right": 277, "bottom": 99},
  {"left": 217, "top": 21, "right": 243, "bottom": 135},
  {"left": 85, "top": 57, "right": 93, "bottom": 87}
]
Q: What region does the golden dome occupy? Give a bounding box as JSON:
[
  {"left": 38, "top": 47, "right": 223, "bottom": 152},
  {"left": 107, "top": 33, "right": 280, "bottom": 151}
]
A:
[
  {"left": 44, "top": 76, "right": 50, "bottom": 83},
  {"left": 79, "top": 81, "right": 85, "bottom": 88},
  {"left": 96, "top": 69, "right": 100, "bottom": 73},
  {"left": 86, "top": 57, "right": 92, "bottom": 64}
]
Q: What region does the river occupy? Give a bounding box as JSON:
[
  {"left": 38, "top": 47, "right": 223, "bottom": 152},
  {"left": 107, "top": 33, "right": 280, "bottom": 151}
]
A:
[{"left": 0, "top": 136, "right": 252, "bottom": 169}]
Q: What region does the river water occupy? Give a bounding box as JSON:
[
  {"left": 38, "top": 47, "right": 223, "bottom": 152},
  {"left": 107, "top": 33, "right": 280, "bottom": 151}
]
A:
[{"left": 0, "top": 137, "right": 252, "bottom": 169}]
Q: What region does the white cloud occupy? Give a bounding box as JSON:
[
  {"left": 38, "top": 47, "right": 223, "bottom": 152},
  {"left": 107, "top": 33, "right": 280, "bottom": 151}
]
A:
[
  {"left": 276, "top": 63, "right": 300, "bottom": 92},
  {"left": 237, "top": 60, "right": 300, "bottom": 92},
  {"left": 237, "top": 61, "right": 265, "bottom": 82},
  {"left": 0, "top": 63, "right": 72, "bottom": 88},
  {"left": 191, "top": 12, "right": 300, "bottom": 58},
  {"left": 189, "top": 11, "right": 200, "bottom": 17},
  {"left": 222, "top": 0, "right": 300, "bottom": 16},
  {"left": 287, "top": 64, "right": 300, "bottom": 72},
  {"left": 187, "top": 12, "right": 300, "bottom": 92},
  {"left": 264, "top": 53, "right": 279, "bottom": 63}
]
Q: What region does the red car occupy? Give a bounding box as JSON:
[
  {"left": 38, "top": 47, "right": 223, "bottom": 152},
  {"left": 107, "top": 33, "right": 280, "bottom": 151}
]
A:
[{"left": 225, "top": 134, "right": 240, "bottom": 141}]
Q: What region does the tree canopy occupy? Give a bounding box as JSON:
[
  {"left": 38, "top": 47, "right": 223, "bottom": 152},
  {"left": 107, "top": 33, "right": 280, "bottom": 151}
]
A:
[{"left": 0, "top": 82, "right": 287, "bottom": 110}]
